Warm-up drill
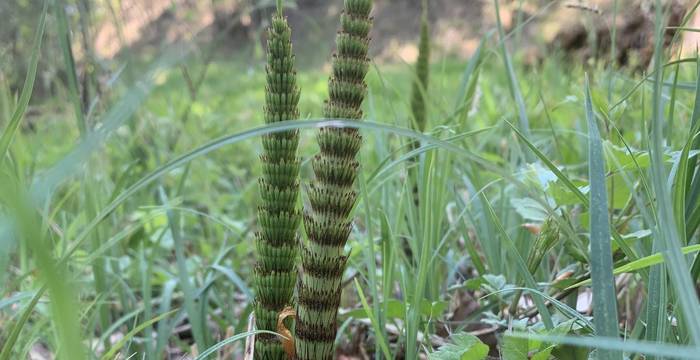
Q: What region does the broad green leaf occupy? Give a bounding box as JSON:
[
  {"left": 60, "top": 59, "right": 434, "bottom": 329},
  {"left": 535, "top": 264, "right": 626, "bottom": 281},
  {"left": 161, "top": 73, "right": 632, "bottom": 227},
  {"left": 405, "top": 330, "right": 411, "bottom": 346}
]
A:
[
  {"left": 501, "top": 334, "right": 529, "bottom": 360},
  {"left": 429, "top": 332, "right": 489, "bottom": 360},
  {"left": 510, "top": 197, "right": 549, "bottom": 221},
  {"left": 603, "top": 141, "right": 653, "bottom": 170}
]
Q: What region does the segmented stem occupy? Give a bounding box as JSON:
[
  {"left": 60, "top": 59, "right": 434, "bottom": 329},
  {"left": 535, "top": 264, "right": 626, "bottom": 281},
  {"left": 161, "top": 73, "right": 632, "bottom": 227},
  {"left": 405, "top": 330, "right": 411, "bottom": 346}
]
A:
[
  {"left": 409, "top": 0, "right": 430, "bottom": 209},
  {"left": 410, "top": 0, "right": 430, "bottom": 134},
  {"left": 254, "top": 6, "right": 301, "bottom": 359},
  {"left": 295, "top": 1, "right": 373, "bottom": 359}
]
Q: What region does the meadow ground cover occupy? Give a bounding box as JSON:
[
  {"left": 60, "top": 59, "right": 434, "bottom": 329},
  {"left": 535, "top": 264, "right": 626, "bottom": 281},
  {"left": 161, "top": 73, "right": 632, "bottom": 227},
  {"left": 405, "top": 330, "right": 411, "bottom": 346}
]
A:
[{"left": 2, "top": 0, "right": 700, "bottom": 359}]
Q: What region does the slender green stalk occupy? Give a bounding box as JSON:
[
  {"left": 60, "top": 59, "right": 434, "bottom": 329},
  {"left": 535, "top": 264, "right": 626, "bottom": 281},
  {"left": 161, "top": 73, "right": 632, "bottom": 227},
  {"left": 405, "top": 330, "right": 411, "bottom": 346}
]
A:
[
  {"left": 295, "top": 1, "right": 373, "bottom": 358},
  {"left": 54, "top": 0, "right": 86, "bottom": 136},
  {"left": 410, "top": 0, "right": 430, "bottom": 134},
  {"left": 408, "top": 0, "right": 430, "bottom": 209},
  {"left": 493, "top": 0, "right": 533, "bottom": 162},
  {"left": 253, "top": 3, "right": 302, "bottom": 359}
]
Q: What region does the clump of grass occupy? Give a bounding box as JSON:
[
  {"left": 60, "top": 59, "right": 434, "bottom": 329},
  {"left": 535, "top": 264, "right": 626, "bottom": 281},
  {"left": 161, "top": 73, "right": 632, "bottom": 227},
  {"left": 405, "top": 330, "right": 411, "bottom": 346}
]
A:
[
  {"left": 508, "top": 217, "right": 560, "bottom": 315},
  {"left": 253, "top": 1, "right": 302, "bottom": 358},
  {"left": 295, "top": 0, "right": 373, "bottom": 358}
]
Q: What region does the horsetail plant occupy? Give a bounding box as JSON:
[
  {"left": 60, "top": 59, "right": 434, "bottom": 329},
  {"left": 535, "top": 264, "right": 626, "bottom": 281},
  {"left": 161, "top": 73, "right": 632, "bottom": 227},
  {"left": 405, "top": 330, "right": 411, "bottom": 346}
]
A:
[
  {"left": 295, "top": 0, "right": 374, "bottom": 359},
  {"left": 253, "top": 1, "right": 302, "bottom": 358},
  {"left": 410, "top": 0, "right": 430, "bottom": 135},
  {"left": 408, "top": 0, "right": 430, "bottom": 210}
]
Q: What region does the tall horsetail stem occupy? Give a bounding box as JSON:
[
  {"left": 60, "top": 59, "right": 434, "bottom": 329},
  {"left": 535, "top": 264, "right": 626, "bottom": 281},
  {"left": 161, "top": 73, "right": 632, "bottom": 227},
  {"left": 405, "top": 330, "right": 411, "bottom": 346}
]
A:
[
  {"left": 253, "top": 3, "right": 301, "bottom": 359},
  {"left": 410, "top": 0, "right": 430, "bottom": 134},
  {"left": 409, "top": 0, "right": 430, "bottom": 208},
  {"left": 295, "top": 0, "right": 373, "bottom": 359}
]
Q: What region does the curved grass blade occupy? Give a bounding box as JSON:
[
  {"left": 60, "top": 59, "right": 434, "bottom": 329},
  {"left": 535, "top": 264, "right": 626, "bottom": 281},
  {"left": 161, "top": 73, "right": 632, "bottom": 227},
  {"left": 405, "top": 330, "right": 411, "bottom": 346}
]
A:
[
  {"left": 53, "top": 119, "right": 487, "bottom": 269},
  {"left": 2, "top": 187, "right": 85, "bottom": 359},
  {"left": 481, "top": 193, "right": 554, "bottom": 329},
  {"left": 568, "top": 244, "right": 700, "bottom": 289},
  {"left": 366, "top": 128, "right": 491, "bottom": 191},
  {"left": 506, "top": 119, "right": 586, "bottom": 204},
  {"left": 610, "top": 57, "right": 698, "bottom": 112},
  {"left": 484, "top": 287, "right": 593, "bottom": 332},
  {"left": 194, "top": 330, "right": 275, "bottom": 360},
  {"left": 29, "top": 52, "right": 185, "bottom": 204},
  {"left": 95, "top": 307, "right": 143, "bottom": 351},
  {"left": 682, "top": 57, "right": 700, "bottom": 222},
  {"left": 506, "top": 118, "right": 639, "bottom": 261},
  {"left": 211, "top": 264, "right": 253, "bottom": 299},
  {"left": 0, "top": 0, "right": 48, "bottom": 167},
  {"left": 0, "top": 292, "right": 33, "bottom": 312},
  {"left": 159, "top": 187, "right": 207, "bottom": 350},
  {"left": 507, "top": 333, "right": 700, "bottom": 359},
  {"left": 100, "top": 309, "right": 178, "bottom": 360},
  {"left": 0, "top": 286, "right": 47, "bottom": 360}
]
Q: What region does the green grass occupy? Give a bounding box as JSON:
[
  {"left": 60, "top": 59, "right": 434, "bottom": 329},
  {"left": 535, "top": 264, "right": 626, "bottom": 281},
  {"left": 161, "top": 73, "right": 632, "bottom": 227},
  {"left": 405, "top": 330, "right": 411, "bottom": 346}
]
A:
[{"left": 2, "top": 1, "right": 700, "bottom": 359}]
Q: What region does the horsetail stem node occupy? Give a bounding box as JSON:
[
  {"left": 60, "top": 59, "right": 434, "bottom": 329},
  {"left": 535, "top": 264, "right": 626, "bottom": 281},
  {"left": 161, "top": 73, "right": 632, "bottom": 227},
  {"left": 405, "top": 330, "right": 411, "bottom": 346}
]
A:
[
  {"left": 253, "top": 3, "right": 302, "bottom": 359},
  {"left": 295, "top": 0, "right": 374, "bottom": 359}
]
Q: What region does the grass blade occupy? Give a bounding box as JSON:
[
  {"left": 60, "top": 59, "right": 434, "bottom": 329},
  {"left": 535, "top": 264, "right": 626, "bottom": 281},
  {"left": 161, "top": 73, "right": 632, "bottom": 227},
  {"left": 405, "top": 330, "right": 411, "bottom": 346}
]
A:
[
  {"left": 568, "top": 244, "right": 700, "bottom": 288},
  {"left": 493, "top": 0, "right": 532, "bottom": 161},
  {"left": 0, "top": 0, "right": 47, "bottom": 167},
  {"left": 51, "top": 119, "right": 486, "bottom": 270},
  {"left": 54, "top": 0, "right": 87, "bottom": 135},
  {"left": 99, "top": 309, "right": 178, "bottom": 360},
  {"left": 507, "top": 333, "right": 700, "bottom": 359},
  {"left": 194, "top": 330, "right": 274, "bottom": 360},
  {"left": 159, "top": 188, "right": 208, "bottom": 350},
  {"left": 585, "top": 74, "right": 621, "bottom": 359},
  {"left": 481, "top": 193, "right": 554, "bottom": 329},
  {"left": 505, "top": 119, "right": 639, "bottom": 261},
  {"left": 354, "top": 279, "right": 392, "bottom": 359},
  {"left": 211, "top": 264, "right": 253, "bottom": 300},
  {"left": 648, "top": 0, "right": 700, "bottom": 344},
  {"left": 0, "top": 286, "right": 47, "bottom": 360}
]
